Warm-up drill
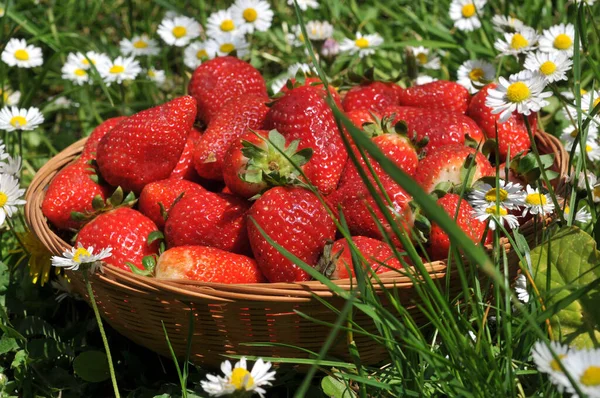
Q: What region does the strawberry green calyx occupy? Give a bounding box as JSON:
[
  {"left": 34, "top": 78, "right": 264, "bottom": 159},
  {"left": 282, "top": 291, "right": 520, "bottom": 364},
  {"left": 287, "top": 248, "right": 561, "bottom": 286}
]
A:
[
  {"left": 70, "top": 186, "right": 136, "bottom": 223},
  {"left": 315, "top": 240, "right": 343, "bottom": 280}
]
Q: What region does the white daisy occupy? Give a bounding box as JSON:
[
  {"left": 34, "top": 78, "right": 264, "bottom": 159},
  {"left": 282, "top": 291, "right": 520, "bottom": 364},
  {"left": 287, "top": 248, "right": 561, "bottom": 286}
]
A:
[
  {"left": 0, "top": 173, "right": 26, "bottom": 227},
  {"left": 206, "top": 9, "right": 239, "bottom": 37},
  {"left": 581, "top": 90, "right": 600, "bottom": 122},
  {"left": 206, "top": 33, "right": 249, "bottom": 58},
  {"left": 472, "top": 204, "right": 520, "bottom": 230},
  {"left": 567, "top": 170, "right": 598, "bottom": 191},
  {"left": 286, "top": 25, "right": 306, "bottom": 48},
  {"left": 270, "top": 77, "right": 288, "bottom": 95},
  {"left": 524, "top": 51, "right": 572, "bottom": 83},
  {"left": 491, "top": 15, "right": 525, "bottom": 33},
  {"left": 119, "top": 34, "right": 160, "bottom": 57},
  {"left": 522, "top": 185, "right": 554, "bottom": 217},
  {"left": 0, "top": 140, "right": 8, "bottom": 160},
  {"left": 539, "top": 23, "right": 576, "bottom": 56},
  {"left": 415, "top": 74, "right": 438, "bottom": 85},
  {"left": 157, "top": 15, "right": 202, "bottom": 47},
  {"left": 287, "top": 62, "right": 314, "bottom": 77},
  {"left": 0, "top": 106, "right": 44, "bottom": 132},
  {"left": 449, "top": 0, "right": 487, "bottom": 32},
  {"left": 514, "top": 274, "right": 529, "bottom": 302},
  {"left": 584, "top": 141, "right": 600, "bottom": 161},
  {"left": 340, "top": 32, "right": 383, "bottom": 58},
  {"left": 565, "top": 205, "right": 593, "bottom": 224},
  {"left": 469, "top": 179, "right": 526, "bottom": 209},
  {"left": 98, "top": 56, "right": 141, "bottom": 85},
  {"left": 0, "top": 155, "right": 21, "bottom": 176},
  {"left": 66, "top": 51, "right": 111, "bottom": 73},
  {"left": 408, "top": 46, "right": 441, "bottom": 70},
  {"left": 61, "top": 59, "right": 90, "bottom": 85},
  {"left": 1, "top": 38, "right": 43, "bottom": 68},
  {"left": 51, "top": 243, "right": 112, "bottom": 273},
  {"left": 457, "top": 59, "right": 495, "bottom": 93},
  {"left": 201, "top": 357, "right": 276, "bottom": 398},
  {"left": 572, "top": 0, "right": 596, "bottom": 4},
  {"left": 1, "top": 88, "right": 20, "bottom": 106},
  {"left": 531, "top": 340, "right": 572, "bottom": 390},
  {"left": 485, "top": 70, "right": 551, "bottom": 123},
  {"left": 231, "top": 0, "right": 273, "bottom": 33},
  {"left": 494, "top": 27, "right": 539, "bottom": 57},
  {"left": 287, "top": 0, "right": 319, "bottom": 10},
  {"left": 562, "top": 348, "right": 600, "bottom": 397},
  {"left": 305, "top": 20, "right": 334, "bottom": 41},
  {"left": 146, "top": 68, "right": 166, "bottom": 85},
  {"left": 560, "top": 124, "right": 599, "bottom": 152},
  {"left": 321, "top": 38, "right": 340, "bottom": 57},
  {"left": 183, "top": 41, "right": 215, "bottom": 70}
]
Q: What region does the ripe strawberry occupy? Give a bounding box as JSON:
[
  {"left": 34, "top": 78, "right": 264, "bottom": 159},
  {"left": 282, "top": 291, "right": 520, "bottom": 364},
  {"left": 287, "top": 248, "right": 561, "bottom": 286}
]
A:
[
  {"left": 188, "top": 56, "right": 267, "bottom": 124},
  {"left": 264, "top": 85, "right": 347, "bottom": 195},
  {"left": 317, "top": 236, "right": 405, "bottom": 280},
  {"left": 279, "top": 76, "right": 325, "bottom": 94},
  {"left": 342, "top": 82, "right": 400, "bottom": 113},
  {"left": 42, "top": 161, "right": 110, "bottom": 230},
  {"left": 414, "top": 144, "right": 495, "bottom": 194},
  {"left": 81, "top": 116, "right": 127, "bottom": 162},
  {"left": 427, "top": 194, "right": 486, "bottom": 260},
  {"left": 396, "top": 80, "right": 470, "bottom": 114},
  {"left": 138, "top": 178, "right": 205, "bottom": 229},
  {"left": 164, "top": 189, "right": 250, "bottom": 254},
  {"left": 96, "top": 96, "right": 197, "bottom": 194},
  {"left": 76, "top": 207, "right": 159, "bottom": 271},
  {"left": 171, "top": 128, "right": 202, "bottom": 181},
  {"left": 342, "top": 109, "right": 381, "bottom": 144},
  {"left": 155, "top": 246, "right": 266, "bottom": 283},
  {"left": 247, "top": 186, "right": 336, "bottom": 283},
  {"left": 467, "top": 83, "right": 537, "bottom": 160},
  {"left": 193, "top": 94, "right": 269, "bottom": 180}
]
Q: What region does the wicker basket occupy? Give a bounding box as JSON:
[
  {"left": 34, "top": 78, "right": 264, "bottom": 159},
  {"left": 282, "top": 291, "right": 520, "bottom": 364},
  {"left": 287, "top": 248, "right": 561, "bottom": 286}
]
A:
[{"left": 24, "top": 132, "right": 568, "bottom": 369}]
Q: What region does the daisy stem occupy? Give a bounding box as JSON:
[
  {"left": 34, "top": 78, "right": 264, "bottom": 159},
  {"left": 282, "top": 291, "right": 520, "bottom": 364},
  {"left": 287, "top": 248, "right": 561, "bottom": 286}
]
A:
[
  {"left": 5, "top": 216, "right": 28, "bottom": 256},
  {"left": 84, "top": 272, "right": 120, "bottom": 398}
]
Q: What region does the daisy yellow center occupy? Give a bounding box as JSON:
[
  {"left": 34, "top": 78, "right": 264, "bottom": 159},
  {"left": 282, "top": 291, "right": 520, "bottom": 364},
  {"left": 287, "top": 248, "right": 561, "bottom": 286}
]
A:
[
  {"left": 355, "top": 37, "right": 370, "bottom": 49},
  {"left": 485, "top": 188, "right": 509, "bottom": 202},
  {"left": 243, "top": 8, "right": 258, "bottom": 22},
  {"left": 72, "top": 247, "right": 91, "bottom": 263},
  {"left": 0, "top": 192, "right": 7, "bottom": 207},
  {"left": 539, "top": 61, "right": 557, "bottom": 76},
  {"left": 298, "top": 33, "right": 305, "bottom": 42},
  {"left": 469, "top": 68, "right": 485, "bottom": 81},
  {"left": 82, "top": 58, "right": 91, "bottom": 66},
  {"left": 220, "top": 43, "right": 235, "bottom": 53},
  {"left": 553, "top": 33, "right": 572, "bottom": 50},
  {"left": 550, "top": 354, "right": 566, "bottom": 372},
  {"left": 10, "top": 116, "right": 27, "bottom": 128},
  {"left": 593, "top": 98, "right": 600, "bottom": 109},
  {"left": 148, "top": 70, "right": 155, "bottom": 77},
  {"left": 14, "top": 49, "right": 30, "bottom": 61},
  {"left": 485, "top": 206, "right": 508, "bottom": 216},
  {"left": 133, "top": 40, "right": 148, "bottom": 49},
  {"left": 230, "top": 367, "right": 254, "bottom": 390},
  {"left": 580, "top": 365, "right": 600, "bottom": 386},
  {"left": 74, "top": 68, "right": 87, "bottom": 77},
  {"left": 196, "top": 49, "right": 208, "bottom": 59},
  {"left": 506, "top": 82, "right": 531, "bottom": 103},
  {"left": 109, "top": 65, "right": 125, "bottom": 74},
  {"left": 2, "top": 91, "right": 8, "bottom": 102},
  {"left": 220, "top": 19, "right": 235, "bottom": 32},
  {"left": 586, "top": 144, "right": 593, "bottom": 153},
  {"left": 416, "top": 53, "right": 428, "bottom": 64},
  {"left": 525, "top": 192, "right": 547, "bottom": 206},
  {"left": 172, "top": 26, "right": 187, "bottom": 38},
  {"left": 570, "top": 128, "right": 579, "bottom": 138},
  {"left": 461, "top": 3, "right": 476, "bottom": 18},
  {"left": 510, "top": 33, "right": 529, "bottom": 50}
]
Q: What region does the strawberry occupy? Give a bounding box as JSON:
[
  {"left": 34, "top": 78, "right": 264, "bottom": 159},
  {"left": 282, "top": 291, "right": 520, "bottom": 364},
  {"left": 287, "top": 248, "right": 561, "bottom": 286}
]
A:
[
  {"left": 467, "top": 83, "right": 536, "bottom": 160},
  {"left": 247, "top": 186, "right": 336, "bottom": 283},
  {"left": 317, "top": 236, "right": 405, "bottom": 280},
  {"left": 279, "top": 76, "right": 324, "bottom": 94},
  {"left": 170, "top": 128, "right": 202, "bottom": 181},
  {"left": 414, "top": 144, "right": 495, "bottom": 194},
  {"left": 264, "top": 85, "right": 347, "bottom": 195},
  {"left": 81, "top": 116, "right": 127, "bottom": 162},
  {"left": 76, "top": 207, "right": 160, "bottom": 271},
  {"left": 42, "top": 161, "right": 110, "bottom": 230},
  {"left": 396, "top": 80, "right": 470, "bottom": 114},
  {"left": 342, "top": 109, "right": 381, "bottom": 144},
  {"left": 427, "top": 194, "right": 487, "bottom": 260},
  {"left": 138, "top": 178, "right": 205, "bottom": 229},
  {"left": 164, "top": 189, "right": 250, "bottom": 254},
  {"left": 193, "top": 94, "right": 269, "bottom": 180},
  {"left": 155, "top": 246, "right": 265, "bottom": 283},
  {"left": 96, "top": 96, "right": 197, "bottom": 194},
  {"left": 342, "top": 82, "right": 400, "bottom": 113},
  {"left": 188, "top": 56, "right": 267, "bottom": 124}
]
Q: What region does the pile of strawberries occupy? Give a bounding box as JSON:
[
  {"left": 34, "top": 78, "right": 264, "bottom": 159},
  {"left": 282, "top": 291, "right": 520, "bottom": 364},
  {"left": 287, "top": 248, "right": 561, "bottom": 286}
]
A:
[{"left": 41, "top": 56, "right": 539, "bottom": 284}]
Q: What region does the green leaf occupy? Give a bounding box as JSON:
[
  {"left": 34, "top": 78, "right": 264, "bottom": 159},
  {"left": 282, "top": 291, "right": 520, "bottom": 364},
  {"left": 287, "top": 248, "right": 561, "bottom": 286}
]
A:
[
  {"left": 108, "top": 186, "right": 124, "bottom": 207},
  {"left": 27, "top": 338, "right": 70, "bottom": 360},
  {"left": 0, "top": 261, "right": 8, "bottom": 308},
  {"left": 530, "top": 226, "right": 600, "bottom": 348},
  {"left": 73, "top": 351, "right": 110, "bottom": 383},
  {"left": 148, "top": 231, "right": 165, "bottom": 245},
  {"left": 321, "top": 375, "right": 357, "bottom": 398},
  {"left": 0, "top": 336, "right": 19, "bottom": 355}
]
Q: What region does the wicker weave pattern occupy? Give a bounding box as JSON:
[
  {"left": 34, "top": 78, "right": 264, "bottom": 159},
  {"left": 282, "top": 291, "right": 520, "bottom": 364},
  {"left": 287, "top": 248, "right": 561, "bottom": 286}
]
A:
[{"left": 24, "top": 133, "right": 568, "bottom": 369}]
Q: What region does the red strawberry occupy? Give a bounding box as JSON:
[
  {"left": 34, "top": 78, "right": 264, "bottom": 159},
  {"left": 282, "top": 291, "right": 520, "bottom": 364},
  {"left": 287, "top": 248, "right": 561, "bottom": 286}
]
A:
[
  {"left": 164, "top": 189, "right": 250, "bottom": 254},
  {"left": 428, "top": 194, "right": 486, "bottom": 260},
  {"left": 264, "top": 85, "right": 347, "bottom": 195},
  {"left": 396, "top": 80, "right": 470, "bottom": 114},
  {"left": 247, "top": 186, "right": 336, "bottom": 283},
  {"left": 138, "top": 178, "right": 205, "bottom": 229},
  {"left": 96, "top": 96, "right": 197, "bottom": 194},
  {"left": 188, "top": 56, "right": 267, "bottom": 124},
  {"left": 42, "top": 161, "right": 110, "bottom": 230},
  {"left": 342, "top": 109, "right": 381, "bottom": 144},
  {"left": 467, "top": 83, "right": 536, "bottom": 160},
  {"left": 193, "top": 94, "right": 269, "bottom": 180},
  {"left": 318, "top": 236, "right": 405, "bottom": 280},
  {"left": 76, "top": 207, "right": 159, "bottom": 271},
  {"left": 155, "top": 246, "right": 266, "bottom": 283},
  {"left": 81, "top": 117, "right": 127, "bottom": 162},
  {"left": 170, "top": 128, "right": 202, "bottom": 181},
  {"left": 414, "top": 144, "right": 495, "bottom": 194},
  {"left": 342, "top": 82, "right": 399, "bottom": 113}
]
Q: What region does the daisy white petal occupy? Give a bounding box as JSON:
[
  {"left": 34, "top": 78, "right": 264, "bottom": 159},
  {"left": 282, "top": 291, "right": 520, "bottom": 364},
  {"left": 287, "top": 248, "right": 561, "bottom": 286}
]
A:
[
  {"left": 183, "top": 41, "right": 215, "bottom": 70},
  {"left": 61, "top": 59, "right": 90, "bottom": 85},
  {"left": 524, "top": 51, "right": 572, "bottom": 83},
  {"left": 304, "top": 20, "right": 334, "bottom": 41},
  {"left": 408, "top": 46, "right": 441, "bottom": 70},
  {"left": 565, "top": 204, "right": 593, "bottom": 224},
  {"left": 449, "top": 0, "right": 487, "bottom": 32},
  {"left": 201, "top": 357, "right": 276, "bottom": 397},
  {"left": 231, "top": 0, "right": 273, "bottom": 34},
  {"left": 157, "top": 16, "right": 202, "bottom": 47},
  {"left": 580, "top": 90, "right": 600, "bottom": 124},
  {"left": 287, "top": 0, "right": 319, "bottom": 10},
  {"left": 492, "top": 15, "right": 525, "bottom": 33},
  {"left": 415, "top": 74, "right": 438, "bottom": 85},
  {"left": 531, "top": 340, "right": 572, "bottom": 390},
  {"left": 0, "top": 106, "right": 44, "bottom": 132},
  {"left": 120, "top": 34, "right": 160, "bottom": 57},
  {"left": 0, "top": 88, "right": 21, "bottom": 106},
  {"left": 0, "top": 155, "right": 21, "bottom": 176},
  {"left": 538, "top": 23, "right": 576, "bottom": 56},
  {"left": 0, "top": 173, "right": 26, "bottom": 227},
  {"left": 472, "top": 204, "right": 520, "bottom": 230},
  {"left": 1, "top": 38, "right": 43, "bottom": 68},
  {"left": 562, "top": 347, "right": 600, "bottom": 396},
  {"left": 514, "top": 274, "right": 529, "bottom": 302},
  {"left": 457, "top": 59, "right": 495, "bottom": 93},
  {"left": 469, "top": 179, "right": 526, "bottom": 209},
  {"left": 561, "top": 124, "right": 598, "bottom": 152},
  {"left": 0, "top": 139, "right": 8, "bottom": 160},
  {"left": 270, "top": 77, "right": 288, "bottom": 95},
  {"left": 206, "top": 9, "right": 240, "bottom": 37},
  {"left": 146, "top": 68, "right": 166, "bottom": 85},
  {"left": 286, "top": 25, "right": 307, "bottom": 47},
  {"left": 98, "top": 56, "right": 141, "bottom": 85},
  {"left": 287, "top": 62, "right": 314, "bottom": 77},
  {"left": 494, "top": 26, "right": 539, "bottom": 57},
  {"left": 522, "top": 185, "right": 554, "bottom": 217},
  {"left": 205, "top": 33, "right": 249, "bottom": 58},
  {"left": 51, "top": 244, "right": 112, "bottom": 273},
  {"left": 339, "top": 32, "right": 383, "bottom": 58}
]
